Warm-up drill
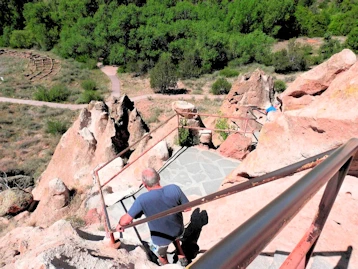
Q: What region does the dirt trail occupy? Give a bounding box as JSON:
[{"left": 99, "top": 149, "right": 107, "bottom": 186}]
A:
[
  {"left": 0, "top": 96, "right": 87, "bottom": 110},
  {"left": 0, "top": 65, "right": 224, "bottom": 109},
  {"left": 100, "top": 65, "right": 120, "bottom": 98}
]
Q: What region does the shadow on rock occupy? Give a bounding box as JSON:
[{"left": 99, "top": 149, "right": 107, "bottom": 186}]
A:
[{"left": 181, "top": 208, "right": 208, "bottom": 262}]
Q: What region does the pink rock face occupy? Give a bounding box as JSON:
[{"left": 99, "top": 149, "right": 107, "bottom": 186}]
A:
[
  {"left": 84, "top": 208, "right": 102, "bottom": 225},
  {"left": 197, "top": 173, "right": 358, "bottom": 268},
  {"left": 218, "top": 133, "right": 252, "bottom": 160},
  {"left": 221, "top": 69, "right": 273, "bottom": 116},
  {"left": 280, "top": 49, "right": 357, "bottom": 111},
  {"left": 229, "top": 49, "right": 358, "bottom": 179},
  {"left": 30, "top": 97, "right": 151, "bottom": 227}
]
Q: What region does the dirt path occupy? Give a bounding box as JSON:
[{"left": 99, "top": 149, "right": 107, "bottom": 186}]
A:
[
  {"left": 100, "top": 65, "right": 120, "bottom": 98},
  {"left": 0, "top": 96, "right": 87, "bottom": 110},
  {"left": 0, "top": 65, "right": 224, "bottom": 109}
]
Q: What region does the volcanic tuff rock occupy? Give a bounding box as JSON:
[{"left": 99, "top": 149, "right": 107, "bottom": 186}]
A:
[
  {"left": 224, "top": 49, "right": 358, "bottom": 182},
  {"left": 279, "top": 49, "right": 357, "bottom": 111},
  {"left": 221, "top": 69, "right": 274, "bottom": 115},
  {"left": 30, "top": 96, "right": 148, "bottom": 227},
  {"left": 218, "top": 133, "right": 252, "bottom": 160},
  {"left": 0, "top": 188, "right": 33, "bottom": 217},
  {"left": 0, "top": 219, "right": 174, "bottom": 269}
]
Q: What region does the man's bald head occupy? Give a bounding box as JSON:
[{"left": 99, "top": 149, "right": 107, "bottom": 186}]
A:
[{"left": 142, "top": 168, "right": 160, "bottom": 187}]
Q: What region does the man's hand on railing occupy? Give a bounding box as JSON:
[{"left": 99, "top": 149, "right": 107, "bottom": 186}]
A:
[{"left": 116, "top": 223, "right": 125, "bottom": 232}]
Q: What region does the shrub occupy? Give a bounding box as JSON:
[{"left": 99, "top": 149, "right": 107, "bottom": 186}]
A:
[
  {"left": 211, "top": 78, "right": 232, "bottom": 95},
  {"left": 215, "top": 118, "right": 230, "bottom": 141},
  {"left": 320, "top": 34, "right": 344, "bottom": 60},
  {"left": 65, "top": 216, "right": 86, "bottom": 228},
  {"left": 9, "top": 30, "right": 33, "bottom": 49},
  {"left": 2, "top": 87, "right": 15, "bottom": 97},
  {"left": 48, "top": 85, "right": 70, "bottom": 102},
  {"left": 177, "top": 119, "right": 198, "bottom": 146},
  {"left": 81, "top": 80, "right": 97, "bottom": 91},
  {"left": 178, "top": 50, "right": 202, "bottom": 79},
  {"left": 46, "top": 120, "right": 69, "bottom": 135},
  {"left": 76, "top": 90, "right": 103, "bottom": 104},
  {"left": 33, "top": 85, "right": 70, "bottom": 102},
  {"left": 219, "top": 68, "right": 239, "bottom": 78},
  {"left": 150, "top": 53, "right": 178, "bottom": 93},
  {"left": 274, "top": 80, "right": 287, "bottom": 93}
]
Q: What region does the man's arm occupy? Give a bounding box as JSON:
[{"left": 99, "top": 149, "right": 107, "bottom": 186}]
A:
[{"left": 116, "top": 213, "right": 133, "bottom": 232}]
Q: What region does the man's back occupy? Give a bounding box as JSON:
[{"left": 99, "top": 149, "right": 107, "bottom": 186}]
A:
[{"left": 128, "top": 184, "right": 189, "bottom": 245}]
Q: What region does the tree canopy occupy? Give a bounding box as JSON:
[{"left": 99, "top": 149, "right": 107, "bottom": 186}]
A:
[{"left": 0, "top": 0, "right": 357, "bottom": 76}]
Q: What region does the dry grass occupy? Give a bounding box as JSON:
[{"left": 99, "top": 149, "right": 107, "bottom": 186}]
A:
[
  {"left": 0, "top": 49, "right": 110, "bottom": 102},
  {"left": 0, "top": 103, "right": 77, "bottom": 179},
  {"left": 118, "top": 73, "right": 153, "bottom": 97}
]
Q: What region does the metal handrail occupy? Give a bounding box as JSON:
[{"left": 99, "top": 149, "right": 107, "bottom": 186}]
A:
[
  {"left": 93, "top": 109, "right": 276, "bottom": 246},
  {"left": 114, "top": 148, "right": 334, "bottom": 231},
  {"left": 188, "top": 138, "right": 358, "bottom": 269}
]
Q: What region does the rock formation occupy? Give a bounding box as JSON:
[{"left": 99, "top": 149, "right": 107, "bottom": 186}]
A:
[
  {"left": 279, "top": 49, "right": 356, "bottom": 111},
  {"left": 0, "top": 219, "right": 170, "bottom": 269},
  {"left": 224, "top": 49, "right": 358, "bottom": 183},
  {"left": 218, "top": 133, "right": 252, "bottom": 160},
  {"left": 220, "top": 69, "right": 274, "bottom": 133},
  {"left": 30, "top": 95, "right": 149, "bottom": 226}
]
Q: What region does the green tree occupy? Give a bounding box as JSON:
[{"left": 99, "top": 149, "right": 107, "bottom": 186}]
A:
[
  {"left": 150, "top": 53, "right": 178, "bottom": 93},
  {"left": 23, "top": 2, "right": 60, "bottom": 50},
  {"left": 272, "top": 40, "right": 308, "bottom": 73},
  {"left": 9, "top": 30, "right": 33, "bottom": 48},
  {"left": 346, "top": 27, "right": 358, "bottom": 53}
]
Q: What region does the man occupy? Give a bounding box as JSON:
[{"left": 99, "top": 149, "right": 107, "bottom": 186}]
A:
[{"left": 116, "top": 168, "right": 190, "bottom": 265}]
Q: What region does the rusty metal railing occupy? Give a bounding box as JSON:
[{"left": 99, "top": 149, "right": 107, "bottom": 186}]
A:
[
  {"left": 93, "top": 110, "right": 259, "bottom": 245},
  {"left": 188, "top": 138, "right": 358, "bottom": 269}
]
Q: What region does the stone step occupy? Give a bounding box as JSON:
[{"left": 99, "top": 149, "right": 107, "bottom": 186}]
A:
[
  {"left": 247, "top": 254, "right": 274, "bottom": 269},
  {"left": 269, "top": 251, "right": 288, "bottom": 269}
]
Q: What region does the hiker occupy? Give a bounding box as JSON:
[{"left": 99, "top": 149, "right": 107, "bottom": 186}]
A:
[
  {"left": 116, "top": 168, "right": 190, "bottom": 266},
  {"left": 264, "top": 102, "right": 278, "bottom": 122}
]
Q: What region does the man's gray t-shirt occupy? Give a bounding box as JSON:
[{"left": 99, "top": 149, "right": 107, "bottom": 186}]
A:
[{"left": 128, "top": 184, "right": 189, "bottom": 246}]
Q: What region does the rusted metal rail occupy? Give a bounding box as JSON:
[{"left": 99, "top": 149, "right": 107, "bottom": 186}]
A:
[
  {"left": 113, "top": 148, "right": 334, "bottom": 231},
  {"left": 93, "top": 110, "right": 260, "bottom": 245},
  {"left": 188, "top": 138, "right": 358, "bottom": 269}
]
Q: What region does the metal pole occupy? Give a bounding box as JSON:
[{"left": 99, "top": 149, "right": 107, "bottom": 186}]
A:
[
  {"left": 280, "top": 157, "right": 353, "bottom": 268},
  {"left": 188, "top": 138, "right": 358, "bottom": 269},
  {"left": 93, "top": 172, "right": 115, "bottom": 245}
]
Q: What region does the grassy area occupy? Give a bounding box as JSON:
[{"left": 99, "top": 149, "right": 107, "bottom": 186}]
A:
[
  {"left": 0, "top": 49, "right": 110, "bottom": 103},
  {"left": 0, "top": 102, "right": 77, "bottom": 179},
  {"left": 117, "top": 72, "right": 153, "bottom": 97}
]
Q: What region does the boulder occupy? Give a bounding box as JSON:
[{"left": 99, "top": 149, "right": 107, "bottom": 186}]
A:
[
  {"left": 0, "top": 188, "right": 33, "bottom": 217},
  {"left": 172, "top": 101, "right": 197, "bottom": 119},
  {"left": 48, "top": 178, "right": 70, "bottom": 209},
  {"left": 221, "top": 69, "right": 274, "bottom": 116},
  {"left": 218, "top": 133, "right": 252, "bottom": 160},
  {"left": 280, "top": 49, "right": 357, "bottom": 111}
]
